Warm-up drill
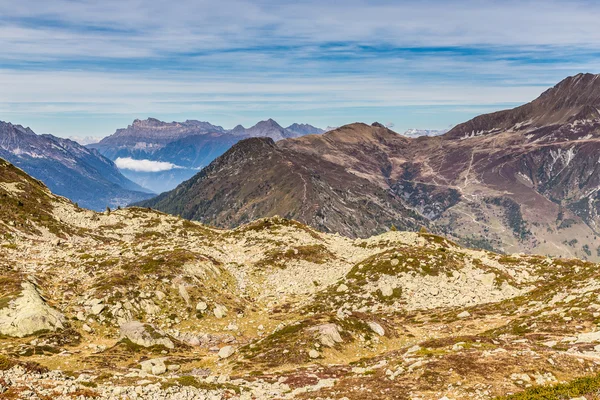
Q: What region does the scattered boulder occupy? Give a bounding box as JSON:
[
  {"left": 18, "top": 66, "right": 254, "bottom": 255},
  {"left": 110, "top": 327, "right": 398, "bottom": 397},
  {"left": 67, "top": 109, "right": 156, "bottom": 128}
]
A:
[
  {"left": 119, "top": 321, "right": 174, "bottom": 349},
  {"left": 214, "top": 304, "right": 228, "bottom": 319},
  {"left": 309, "top": 349, "right": 320, "bottom": 359},
  {"left": 178, "top": 284, "right": 190, "bottom": 305},
  {"left": 337, "top": 284, "right": 348, "bottom": 293},
  {"left": 457, "top": 311, "right": 471, "bottom": 319},
  {"left": 576, "top": 330, "right": 600, "bottom": 343},
  {"left": 90, "top": 303, "right": 105, "bottom": 315},
  {"left": 218, "top": 345, "right": 235, "bottom": 359},
  {"left": 140, "top": 358, "right": 167, "bottom": 375},
  {"left": 368, "top": 321, "right": 385, "bottom": 336},
  {"left": 379, "top": 283, "right": 394, "bottom": 298},
  {"left": 309, "top": 324, "right": 343, "bottom": 347},
  {"left": 0, "top": 281, "right": 66, "bottom": 338},
  {"left": 196, "top": 301, "right": 208, "bottom": 312}
]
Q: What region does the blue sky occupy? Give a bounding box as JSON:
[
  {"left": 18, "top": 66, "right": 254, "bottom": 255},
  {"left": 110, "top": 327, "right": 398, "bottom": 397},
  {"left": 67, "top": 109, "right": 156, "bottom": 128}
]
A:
[{"left": 2, "top": 0, "right": 600, "bottom": 139}]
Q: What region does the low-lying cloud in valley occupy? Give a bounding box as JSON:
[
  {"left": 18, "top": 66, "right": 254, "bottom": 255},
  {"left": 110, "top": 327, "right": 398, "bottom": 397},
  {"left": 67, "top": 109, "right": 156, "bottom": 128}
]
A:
[{"left": 115, "top": 157, "right": 182, "bottom": 172}]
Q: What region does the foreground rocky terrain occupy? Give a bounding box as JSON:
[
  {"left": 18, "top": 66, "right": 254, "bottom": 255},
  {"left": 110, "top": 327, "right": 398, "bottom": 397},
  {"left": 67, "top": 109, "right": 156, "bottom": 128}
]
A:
[
  {"left": 140, "top": 73, "right": 600, "bottom": 262},
  {"left": 2, "top": 157, "right": 600, "bottom": 399}
]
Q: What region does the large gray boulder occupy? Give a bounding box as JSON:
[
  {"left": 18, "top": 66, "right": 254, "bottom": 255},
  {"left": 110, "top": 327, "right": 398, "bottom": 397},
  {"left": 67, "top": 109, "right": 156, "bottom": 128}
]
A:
[
  {"left": 0, "top": 281, "right": 66, "bottom": 337},
  {"left": 308, "top": 323, "right": 343, "bottom": 347},
  {"left": 119, "top": 321, "right": 175, "bottom": 349}
]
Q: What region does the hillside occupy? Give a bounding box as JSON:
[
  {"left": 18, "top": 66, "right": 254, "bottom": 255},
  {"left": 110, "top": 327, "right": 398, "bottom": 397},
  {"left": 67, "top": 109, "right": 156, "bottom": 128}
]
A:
[
  {"left": 136, "top": 136, "right": 426, "bottom": 237},
  {"left": 139, "top": 74, "right": 600, "bottom": 261},
  {"left": 2, "top": 158, "right": 600, "bottom": 399},
  {"left": 0, "top": 121, "right": 153, "bottom": 210}
]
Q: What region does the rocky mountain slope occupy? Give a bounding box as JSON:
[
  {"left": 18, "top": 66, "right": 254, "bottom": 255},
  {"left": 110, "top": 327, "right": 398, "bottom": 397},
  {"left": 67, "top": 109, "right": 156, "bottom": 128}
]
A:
[
  {"left": 3, "top": 158, "right": 600, "bottom": 399},
  {"left": 90, "top": 118, "right": 323, "bottom": 193},
  {"left": 135, "top": 135, "right": 426, "bottom": 237},
  {"left": 0, "top": 121, "right": 153, "bottom": 211},
  {"left": 139, "top": 74, "right": 600, "bottom": 261}
]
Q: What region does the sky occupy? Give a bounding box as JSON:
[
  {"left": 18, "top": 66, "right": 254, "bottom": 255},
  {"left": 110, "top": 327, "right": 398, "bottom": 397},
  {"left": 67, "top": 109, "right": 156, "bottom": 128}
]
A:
[{"left": 2, "top": 0, "right": 600, "bottom": 139}]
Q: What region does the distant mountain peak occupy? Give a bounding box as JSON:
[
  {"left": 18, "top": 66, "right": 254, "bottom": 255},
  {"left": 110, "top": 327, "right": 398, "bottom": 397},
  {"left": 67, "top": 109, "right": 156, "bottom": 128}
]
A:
[
  {"left": 254, "top": 118, "right": 283, "bottom": 129},
  {"left": 285, "top": 123, "right": 324, "bottom": 136}
]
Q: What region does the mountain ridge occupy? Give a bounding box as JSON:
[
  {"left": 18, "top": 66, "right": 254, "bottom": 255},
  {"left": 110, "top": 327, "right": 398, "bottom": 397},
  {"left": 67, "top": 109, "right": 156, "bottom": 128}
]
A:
[{"left": 138, "top": 73, "right": 600, "bottom": 260}]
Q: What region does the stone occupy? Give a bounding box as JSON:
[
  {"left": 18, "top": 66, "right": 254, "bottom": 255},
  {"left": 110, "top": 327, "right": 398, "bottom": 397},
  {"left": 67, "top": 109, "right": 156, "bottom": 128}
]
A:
[
  {"left": 214, "top": 304, "right": 227, "bottom": 319},
  {"left": 379, "top": 283, "right": 394, "bottom": 297},
  {"left": 368, "top": 321, "right": 385, "bottom": 336},
  {"left": 481, "top": 273, "right": 496, "bottom": 287},
  {"left": 577, "top": 331, "right": 600, "bottom": 343},
  {"left": 308, "top": 324, "right": 343, "bottom": 347},
  {"left": 406, "top": 345, "right": 421, "bottom": 354},
  {"left": 140, "top": 300, "right": 160, "bottom": 315},
  {"left": 452, "top": 342, "right": 465, "bottom": 351},
  {"left": 457, "top": 311, "right": 470, "bottom": 319},
  {"left": 119, "top": 321, "right": 174, "bottom": 349},
  {"left": 309, "top": 349, "right": 320, "bottom": 359},
  {"left": 82, "top": 324, "right": 92, "bottom": 333},
  {"left": 511, "top": 373, "right": 531, "bottom": 382},
  {"left": 218, "top": 345, "right": 235, "bottom": 359},
  {"left": 178, "top": 284, "right": 190, "bottom": 305},
  {"left": 140, "top": 358, "right": 166, "bottom": 375},
  {"left": 0, "top": 282, "right": 66, "bottom": 337},
  {"left": 196, "top": 301, "right": 208, "bottom": 312},
  {"left": 336, "top": 284, "right": 348, "bottom": 293},
  {"left": 90, "top": 304, "right": 105, "bottom": 315}
]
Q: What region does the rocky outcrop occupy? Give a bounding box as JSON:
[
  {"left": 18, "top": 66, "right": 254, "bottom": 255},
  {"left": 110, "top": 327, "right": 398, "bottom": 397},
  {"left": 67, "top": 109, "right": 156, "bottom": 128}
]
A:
[
  {"left": 119, "top": 321, "right": 175, "bottom": 349},
  {"left": 0, "top": 282, "right": 66, "bottom": 338}
]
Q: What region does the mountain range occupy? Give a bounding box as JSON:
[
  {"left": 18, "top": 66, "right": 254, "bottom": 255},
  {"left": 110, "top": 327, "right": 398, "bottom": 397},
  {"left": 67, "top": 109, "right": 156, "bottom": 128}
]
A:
[
  {"left": 0, "top": 121, "right": 153, "bottom": 211},
  {"left": 138, "top": 73, "right": 600, "bottom": 261},
  {"left": 89, "top": 118, "right": 324, "bottom": 193}
]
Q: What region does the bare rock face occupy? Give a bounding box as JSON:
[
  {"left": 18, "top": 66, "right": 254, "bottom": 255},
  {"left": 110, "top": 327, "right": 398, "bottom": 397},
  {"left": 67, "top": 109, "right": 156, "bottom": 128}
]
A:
[
  {"left": 119, "top": 321, "right": 174, "bottom": 349},
  {"left": 309, "top": 324, "right": 344, "bottom": 347},
  {"left": 0, "top": 282, "right": 66, "bottom": 338}
]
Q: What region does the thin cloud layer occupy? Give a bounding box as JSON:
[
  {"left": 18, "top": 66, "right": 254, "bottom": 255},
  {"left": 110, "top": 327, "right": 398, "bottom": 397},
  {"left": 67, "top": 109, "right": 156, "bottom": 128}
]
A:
[{"left": 115, "top": 157, "right": 182, "bottom": 172}]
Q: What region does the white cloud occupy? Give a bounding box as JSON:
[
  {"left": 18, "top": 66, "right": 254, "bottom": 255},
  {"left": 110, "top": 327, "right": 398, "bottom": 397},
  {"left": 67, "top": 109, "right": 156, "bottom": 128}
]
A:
[{"left": 115, "top": 157, "right": 182, "bottom": 172}]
